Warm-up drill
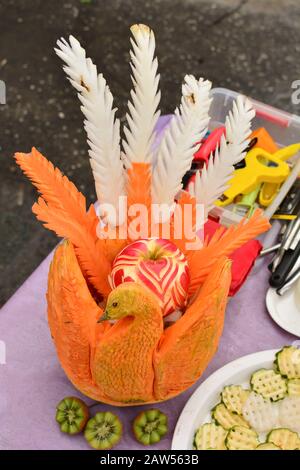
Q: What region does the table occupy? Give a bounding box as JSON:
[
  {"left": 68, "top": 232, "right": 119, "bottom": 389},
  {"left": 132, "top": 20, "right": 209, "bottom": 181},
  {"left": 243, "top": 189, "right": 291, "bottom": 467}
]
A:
[{"left": 0, "top": 117, "right": 297, "bottom": 450}]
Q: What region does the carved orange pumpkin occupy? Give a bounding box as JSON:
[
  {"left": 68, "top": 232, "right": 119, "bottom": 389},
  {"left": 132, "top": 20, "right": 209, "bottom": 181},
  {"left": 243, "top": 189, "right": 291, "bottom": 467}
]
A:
[
  {"left": 15, "top": 147, "right": 270, "bottom": 406},
  {"left": 47, "top": 240, "right": 231, "bottom": 405}
]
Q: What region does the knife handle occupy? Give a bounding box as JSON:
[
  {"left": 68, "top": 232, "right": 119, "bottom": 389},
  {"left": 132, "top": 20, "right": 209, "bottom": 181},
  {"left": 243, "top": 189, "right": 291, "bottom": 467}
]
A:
[{"left": 270, "top": 243, "right": 300, "bottom": 288}]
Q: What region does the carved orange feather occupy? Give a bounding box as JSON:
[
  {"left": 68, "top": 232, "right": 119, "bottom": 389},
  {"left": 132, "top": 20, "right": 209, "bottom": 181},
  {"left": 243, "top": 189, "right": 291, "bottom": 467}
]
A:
[
  {"left": 96, "top": 237, "right": 128, "bottom": 264},
  {"left": 169, "top": 191, "right": 201, "bottom": 258},
  {"left": 126, "top": 162, "right": 152, "bottom": 241},
  {"left": 188, "top": 208, "right": 270, "bottom": 294},
  {"left": 15, "top": 148, "right": 111, "bottom": 297}
]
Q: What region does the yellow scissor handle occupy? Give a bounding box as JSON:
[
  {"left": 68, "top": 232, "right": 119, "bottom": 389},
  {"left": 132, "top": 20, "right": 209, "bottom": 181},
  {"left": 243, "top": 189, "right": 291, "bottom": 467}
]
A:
[
  {"left": 274, "top": 143, "right": 300, "bottom": 161},
  {"left": 216, "top": 147, "right": 290, "bottom": 207},
  {"left": 259, "top": 143, "right": 300, "bottom": 206},
  {"left": 259, "top": 182, "right": 281, "bottom": 206}
]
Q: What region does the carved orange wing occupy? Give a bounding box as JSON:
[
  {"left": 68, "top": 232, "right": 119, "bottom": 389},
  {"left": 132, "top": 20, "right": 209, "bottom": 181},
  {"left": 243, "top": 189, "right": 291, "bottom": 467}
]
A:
[
  {"left": 189, "top": 209, "right": 270, "bottom": 294},
  {"left": 153, "top": 257, "right": 231, "bottom": 401},
  {"left": 47, "top": 241, "right": 111, "bottom": 400},
  {"left": 15, "top": 148, "right": 111, "bottom": 297}
]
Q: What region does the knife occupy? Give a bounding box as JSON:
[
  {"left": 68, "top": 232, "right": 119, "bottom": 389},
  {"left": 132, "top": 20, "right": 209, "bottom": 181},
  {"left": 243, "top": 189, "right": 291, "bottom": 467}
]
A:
[{"left": 270, "top": 234, "right": 300, "bottom": 288}]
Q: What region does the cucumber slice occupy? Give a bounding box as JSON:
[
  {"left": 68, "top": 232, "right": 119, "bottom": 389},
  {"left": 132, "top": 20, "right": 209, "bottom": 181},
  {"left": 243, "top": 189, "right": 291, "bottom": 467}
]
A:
[
  {"left": 221, "top": 386, "right": 250, "bottom": 415},
  {"left": 194, "top": 423, "right": 227, "bottom": 450},
  {"left": 287, "top": 379, "right": 300, "bottom": 396},
  {"left": 212, "top": 403, "right": 249, "bottom": 430},
  {"left": 250, "top": 368, "right": 287, "bottom": 401},
  {"left": 225, "top": 426, "right": 259, "bottom": 450},
  {"left": 256, "top": 443, "right": 281, "bottom": 450},
  {"left": 275, "top": 346, "right": 300, "bottom": 379},
  {"left": 267, "top": 428, "right": 300, "bottom": 450},
  {"left": 242, "top": 392, "right": 279, "bottom": 433},
  {"left": 279, "top": 396, "right": 300, "bottom": 433}
]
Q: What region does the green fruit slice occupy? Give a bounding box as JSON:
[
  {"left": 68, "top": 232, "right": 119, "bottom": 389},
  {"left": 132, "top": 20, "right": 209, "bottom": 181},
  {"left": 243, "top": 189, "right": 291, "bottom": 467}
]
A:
[
  {"left": 84, "top": 412, "right": 122, "bottom": 450},
  {"left": 56, "top": 396, "right": 89, "bottom": 435},
  {"left": 133, "top": 409, "right": 168, "bottom": 445}
]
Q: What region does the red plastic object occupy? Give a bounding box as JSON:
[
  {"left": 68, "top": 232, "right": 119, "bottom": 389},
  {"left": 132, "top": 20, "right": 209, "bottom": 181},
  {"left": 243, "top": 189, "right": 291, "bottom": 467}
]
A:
[
  {"left": 193, "top": 126, "right": 226, "bottom": 165},
  {"left": 186, "top": 126, "right": 226, "bottom": 191},
  {"left": 255, "top": 108, "right": 289, "bottom": 128},
  {"left": 205, "top": 218, "right": 262, "bottom": 295}
]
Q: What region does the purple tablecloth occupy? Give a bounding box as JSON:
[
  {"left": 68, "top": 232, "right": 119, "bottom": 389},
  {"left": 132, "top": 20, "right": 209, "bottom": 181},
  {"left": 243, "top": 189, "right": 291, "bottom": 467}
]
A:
[{"left": 0, "top": 116, "right": 297, "bottom": 450}]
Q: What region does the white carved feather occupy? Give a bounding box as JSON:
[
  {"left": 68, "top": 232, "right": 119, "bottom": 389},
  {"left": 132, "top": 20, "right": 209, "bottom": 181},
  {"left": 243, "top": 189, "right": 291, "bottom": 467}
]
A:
[
  {"left": 189, "top": 95, "right": 255, "bottom": 219},
  {"left": 122, "top": 24, "right": 161, "bottom": 167},
  {"left": 152, "top": 75, "right": 212, "bottom": 221},
  {"left": 55, "top": 35, "right": 125, "bottom": 226}
]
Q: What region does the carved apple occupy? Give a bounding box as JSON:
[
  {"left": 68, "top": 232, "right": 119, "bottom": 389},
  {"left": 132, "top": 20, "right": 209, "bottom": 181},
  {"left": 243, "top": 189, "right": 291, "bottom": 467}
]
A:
[{"left": 110, "top": 238, "right": 190, "bottom": 316}]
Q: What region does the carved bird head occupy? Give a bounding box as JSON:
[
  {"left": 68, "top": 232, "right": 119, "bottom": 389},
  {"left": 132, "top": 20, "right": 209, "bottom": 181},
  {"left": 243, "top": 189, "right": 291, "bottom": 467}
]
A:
[{"left": 98, "top": 282, "right": 161, "bottom": 322}]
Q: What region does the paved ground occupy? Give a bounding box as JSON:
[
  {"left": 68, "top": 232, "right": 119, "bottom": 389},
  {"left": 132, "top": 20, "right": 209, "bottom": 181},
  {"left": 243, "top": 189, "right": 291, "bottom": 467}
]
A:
[{"left": 1, "top": 0, "right": 300, "bottom": 305}]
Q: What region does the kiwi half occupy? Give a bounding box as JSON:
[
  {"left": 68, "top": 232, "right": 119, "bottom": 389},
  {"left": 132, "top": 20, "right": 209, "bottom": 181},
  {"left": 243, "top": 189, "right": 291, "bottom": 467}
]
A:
[
  {"left": 84, "top": 411, "right": 122, "bottom": 450},
  {"left": 133, "top": 409, "right": 168, "bottom": 445},
  {"left": 55, "top": 396, "right": 89, "bottom": 435}
]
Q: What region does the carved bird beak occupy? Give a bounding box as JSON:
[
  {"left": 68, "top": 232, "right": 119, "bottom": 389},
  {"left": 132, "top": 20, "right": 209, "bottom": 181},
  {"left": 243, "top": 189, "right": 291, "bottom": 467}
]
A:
[{"left": 97, "top": 311, "right": 109, "bottom": 323}]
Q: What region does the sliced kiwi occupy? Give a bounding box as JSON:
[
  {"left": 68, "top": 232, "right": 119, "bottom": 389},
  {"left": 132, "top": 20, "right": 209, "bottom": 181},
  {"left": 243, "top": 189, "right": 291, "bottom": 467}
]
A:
[
  {"left": 84, "top": 412, "right": 122, "bottom": 450},
  {"left": 55, "top": 396, "right": 89, "bottom": 435},
  {"left": 133, "top": 409, "right": 168, "bottom": 445}
]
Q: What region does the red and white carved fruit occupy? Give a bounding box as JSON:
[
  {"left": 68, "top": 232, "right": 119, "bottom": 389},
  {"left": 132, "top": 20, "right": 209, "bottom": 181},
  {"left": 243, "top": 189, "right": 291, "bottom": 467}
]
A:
[{"left": 110, "top": 239, "right": 190, "bottom": 316}]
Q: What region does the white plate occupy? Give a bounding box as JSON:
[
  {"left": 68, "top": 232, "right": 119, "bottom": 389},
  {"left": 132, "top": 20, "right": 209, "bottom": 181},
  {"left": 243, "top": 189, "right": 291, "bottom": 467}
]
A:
[
  {"left": 171, "top": 349, "right": 277, "bottom": 450},
  {"left": 266, "top": 287, "right": 300, "bottom": 337}
]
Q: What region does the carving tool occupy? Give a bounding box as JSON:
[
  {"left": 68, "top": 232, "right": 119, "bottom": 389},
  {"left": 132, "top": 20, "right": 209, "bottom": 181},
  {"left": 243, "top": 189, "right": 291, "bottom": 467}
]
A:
[
  {"left": 260, "top": 243, "right": 281, "bottom": 257},
  {"left": 276, "top": 259, "right": 300, "bottom": 296},
  {"left": 259, "top": 143, "right": 300, "bottom": 207},
  {"left": 269, "top": 218, "right": 300, "bottom": 287},
  {"left": 264, "top": 154, "right": 300, "bottom": 219},
  {"left": 233, "top": 186, "right": 261, "bottom": 218},
  {"left": 216, "top": 147, "right": 290, "bottom": 207}
]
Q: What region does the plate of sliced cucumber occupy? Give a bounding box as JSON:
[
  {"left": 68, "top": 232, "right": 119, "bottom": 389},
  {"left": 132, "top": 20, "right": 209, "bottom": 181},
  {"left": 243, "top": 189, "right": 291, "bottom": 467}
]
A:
[{"left": 172, "top": 347, "right": 300, "bottom": 450}]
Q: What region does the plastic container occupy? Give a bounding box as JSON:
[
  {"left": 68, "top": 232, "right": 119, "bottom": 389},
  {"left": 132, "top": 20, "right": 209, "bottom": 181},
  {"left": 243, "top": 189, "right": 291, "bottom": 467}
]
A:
[{"left": 210, "top": 87, "right": 300, "bottom": 147}]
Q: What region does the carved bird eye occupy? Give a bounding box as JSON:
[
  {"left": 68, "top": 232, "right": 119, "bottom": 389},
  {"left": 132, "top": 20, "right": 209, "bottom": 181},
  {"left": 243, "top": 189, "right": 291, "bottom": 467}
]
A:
[{"left": 112, "top": 301, "right": 118, "bottom": 308}]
